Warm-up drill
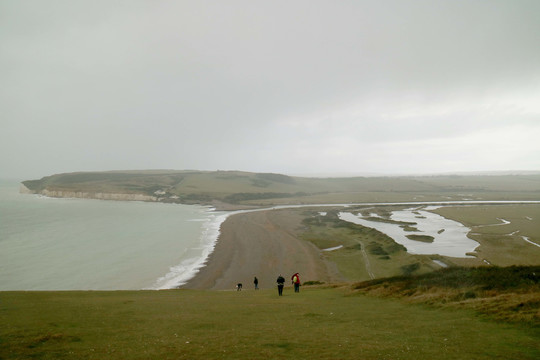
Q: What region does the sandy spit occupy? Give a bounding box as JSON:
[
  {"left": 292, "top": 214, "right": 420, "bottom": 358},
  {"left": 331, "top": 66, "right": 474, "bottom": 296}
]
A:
[{"left": 182, "top": 209, "right": 342, "bottom": 290}]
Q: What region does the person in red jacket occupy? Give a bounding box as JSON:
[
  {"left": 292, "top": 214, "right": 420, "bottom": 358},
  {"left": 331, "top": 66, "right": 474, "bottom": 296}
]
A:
[{"left": 291, "top": 273, "right": 301, "bottom": 293}]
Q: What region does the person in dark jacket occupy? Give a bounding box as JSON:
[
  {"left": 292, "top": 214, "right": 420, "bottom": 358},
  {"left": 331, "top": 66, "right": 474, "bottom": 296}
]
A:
[
  {"left": 276, "top": 275, "right": 285, "bottom": 296},
  {"left": 254, "top": 276, "right": 259, "bottom": 290}
]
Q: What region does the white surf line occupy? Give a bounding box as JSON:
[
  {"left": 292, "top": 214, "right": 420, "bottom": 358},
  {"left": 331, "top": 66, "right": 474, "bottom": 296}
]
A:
[
  {"left": 358, "top": 240, "right": 375, "bottom": 280},
  {"left": 522, "top": 236, "right": 540, "bottom": 248}
]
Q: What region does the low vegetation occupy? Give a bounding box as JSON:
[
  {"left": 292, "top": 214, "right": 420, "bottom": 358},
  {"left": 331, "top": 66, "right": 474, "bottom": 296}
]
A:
[
  {"left": 405, "top": 234, "right": 435, "bottom": 242},
  {"left": 353, "top": 266, "right": 540, "bottom": 324},
  {"left": 300, "top": 210, "right": 439, "bottom": 281},
  {"left": 223, "top": 191, "right": 307, "bottom": 204},
  {"left": 1, "top": 284, "right": 539, "bottom": 360}
]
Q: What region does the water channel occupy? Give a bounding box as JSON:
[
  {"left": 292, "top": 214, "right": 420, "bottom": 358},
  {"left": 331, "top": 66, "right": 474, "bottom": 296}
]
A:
[{"left": 338, "top": 206, "right": 479, "bottom": 258}]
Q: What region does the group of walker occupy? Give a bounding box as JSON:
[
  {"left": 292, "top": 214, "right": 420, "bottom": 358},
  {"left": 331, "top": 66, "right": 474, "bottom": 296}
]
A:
[
  {"left": 237, "top": 273, "right": 301, "bottom": 295},
  {"left": 276, "top": 273, "right": 301, "bottom": 296}
]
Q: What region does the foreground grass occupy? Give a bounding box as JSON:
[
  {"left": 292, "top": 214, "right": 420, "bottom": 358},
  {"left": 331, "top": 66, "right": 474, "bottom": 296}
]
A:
[{"left": 1, "top": 287, "right": 539, "bottom": 359}]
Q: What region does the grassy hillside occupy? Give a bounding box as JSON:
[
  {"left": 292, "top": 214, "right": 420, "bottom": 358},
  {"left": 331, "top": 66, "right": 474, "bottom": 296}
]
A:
[
  {"left": 22, "top": 170, "right": 540, "bottom": 206},
  {"left": 353, "top": 266, "right": 540, "bottom": 324},
  {"left": 1, "top": 280, "right": 539, "bottom": 360}
]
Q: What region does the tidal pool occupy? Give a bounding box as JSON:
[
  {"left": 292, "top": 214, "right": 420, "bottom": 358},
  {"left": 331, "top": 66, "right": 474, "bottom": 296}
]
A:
[{"left": 338, "top": 207, "right": 479, "bottom": 258}]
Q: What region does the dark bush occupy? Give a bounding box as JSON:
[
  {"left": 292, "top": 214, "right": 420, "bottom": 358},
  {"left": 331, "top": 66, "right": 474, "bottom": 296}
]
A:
[{"left": 401, "top": 263, "right": 420, "bottom": 275}]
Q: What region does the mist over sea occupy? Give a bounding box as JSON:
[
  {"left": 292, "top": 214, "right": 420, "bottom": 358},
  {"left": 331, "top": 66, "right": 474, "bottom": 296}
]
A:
[{"left": 0, "top": 180, "right": 225, "bottom": 290}]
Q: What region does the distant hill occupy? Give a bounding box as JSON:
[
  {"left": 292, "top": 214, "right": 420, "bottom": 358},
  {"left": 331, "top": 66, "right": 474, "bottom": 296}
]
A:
[{"left": 21, "top": 170, "right": 540, "bottom": 208}]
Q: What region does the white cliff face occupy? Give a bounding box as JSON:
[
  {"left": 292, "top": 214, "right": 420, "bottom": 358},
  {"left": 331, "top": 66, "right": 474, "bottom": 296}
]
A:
[
  {"left": 19, "top": 184, "right": 33, "bottom": 194},
  {"left": 22, "top": 187, "right": 157, "bottom": 202}
]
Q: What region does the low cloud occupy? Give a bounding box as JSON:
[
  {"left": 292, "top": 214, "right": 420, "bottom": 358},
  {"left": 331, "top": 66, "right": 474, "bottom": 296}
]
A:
[{"left": 1, "top": 1, "right": 539, "bottom": 178}]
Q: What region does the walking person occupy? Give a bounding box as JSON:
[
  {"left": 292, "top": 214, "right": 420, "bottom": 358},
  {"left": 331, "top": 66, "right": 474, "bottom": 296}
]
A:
[
  {"left": 254, "top": 276, "right": 259, "bottom": 290},
  {"left": 276, "top": 274, "right": 285, "bottom": 296},
  {"left": 291, "top": 273, "right": 301, "bottom": 293}
]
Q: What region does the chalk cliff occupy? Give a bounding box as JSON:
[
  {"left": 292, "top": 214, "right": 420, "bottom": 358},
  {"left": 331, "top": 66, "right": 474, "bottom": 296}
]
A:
[
  {"left": 19, "top": 183, "right": 33, "bottom": 194},
  {"left": 21, "top": 186, "right": 157, "bottom": 202}
]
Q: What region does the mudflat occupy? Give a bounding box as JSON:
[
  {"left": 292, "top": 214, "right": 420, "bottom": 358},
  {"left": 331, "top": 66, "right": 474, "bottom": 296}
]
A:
[{"left": 183, "top": 209, "right": 342, "bottom": 290}]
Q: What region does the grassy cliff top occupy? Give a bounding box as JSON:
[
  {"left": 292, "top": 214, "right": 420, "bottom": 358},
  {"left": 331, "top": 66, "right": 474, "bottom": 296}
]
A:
[
  {"left": 2, "top": 266, "right": 539, "bottom": 360},
  {"left": 22, "top": 170, "right": 540, "bottom": 206}
]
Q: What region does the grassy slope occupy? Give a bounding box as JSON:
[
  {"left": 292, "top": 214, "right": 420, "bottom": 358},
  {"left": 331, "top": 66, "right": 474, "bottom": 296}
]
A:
[
  {"left": 353, "top": 266, "right": 540, "bottom": 324},
  {"left": 1, "top": 286, "right": 539, "bottom": 360}
]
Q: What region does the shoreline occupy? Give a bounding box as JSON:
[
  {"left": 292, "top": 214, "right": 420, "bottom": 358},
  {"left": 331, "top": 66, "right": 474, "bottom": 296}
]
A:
[
  {"left": 2, "top": 183, "right": 223, "bottom": 291},
  {"left": 150, "top": 211, "right": 232, "bottom": 290},
  {"left": 15, "top": 185, "right": 540, "bottom": 290},
  {"left": 181, "top": 208, "right": 343, "bottom": 290},
  {"left": 180, "top": 200, "right": 540, "bottom": 290}
]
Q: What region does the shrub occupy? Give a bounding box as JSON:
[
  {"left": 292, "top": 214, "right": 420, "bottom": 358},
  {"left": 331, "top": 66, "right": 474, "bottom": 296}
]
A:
[
  {"left": 401, "top": 263, "right": 420, "bottom": 275},
  {"left": 303, "top": 281, "right": 325, "bottom": 286}
]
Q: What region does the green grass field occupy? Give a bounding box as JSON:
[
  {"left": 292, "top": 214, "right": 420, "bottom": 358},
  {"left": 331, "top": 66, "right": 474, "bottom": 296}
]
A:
[{"left": 1, "top": 285, "right": 539, "bottom": 360}]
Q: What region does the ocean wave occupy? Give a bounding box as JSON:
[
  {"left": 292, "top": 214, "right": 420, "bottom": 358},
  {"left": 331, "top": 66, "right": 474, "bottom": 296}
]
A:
[{"left": 149, "top": 211, "right": 231, "bottom": 289}]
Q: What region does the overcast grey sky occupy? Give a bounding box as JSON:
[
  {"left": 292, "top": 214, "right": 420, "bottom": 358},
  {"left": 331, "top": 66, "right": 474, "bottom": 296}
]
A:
[{"left": 2, "top": 0, "right": 539, "bottom": 179}]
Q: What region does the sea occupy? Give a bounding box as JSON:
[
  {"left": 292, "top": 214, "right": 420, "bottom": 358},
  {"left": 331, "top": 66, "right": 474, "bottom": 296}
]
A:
[{"left": 0, "top": 180, "right": 227, "bottom": 291}]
